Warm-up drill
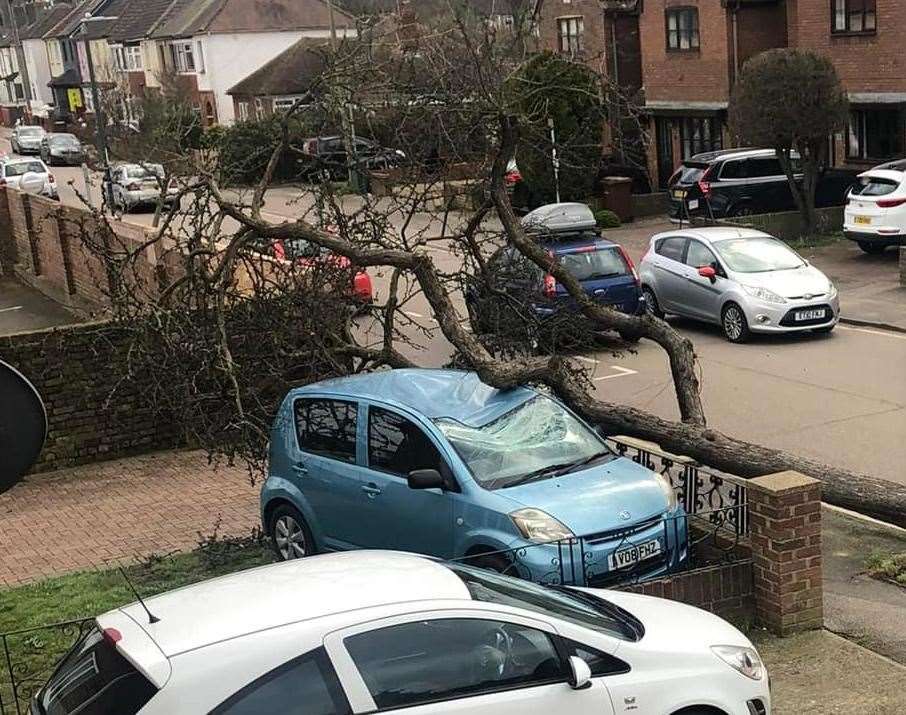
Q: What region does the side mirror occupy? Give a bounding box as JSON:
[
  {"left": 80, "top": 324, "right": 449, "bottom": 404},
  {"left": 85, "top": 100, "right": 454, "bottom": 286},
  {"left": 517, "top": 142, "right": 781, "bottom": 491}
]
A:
[
  {"left": 408, "top": 469, "right": 445, "bottom": 491},
  {"left": 698, "top": 266, "right": 717, "bottom": 281},
  {"left": 568, "top": 656, "right": 592, "bottom": 690}
]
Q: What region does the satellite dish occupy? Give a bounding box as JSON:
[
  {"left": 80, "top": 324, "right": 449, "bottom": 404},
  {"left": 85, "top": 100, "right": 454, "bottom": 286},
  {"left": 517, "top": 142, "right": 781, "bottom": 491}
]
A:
[
  {"left": 19, "top": 171, "right": 47, "bottom": 195},
  {"left": 0, "top": 360, "right": 47, "bottom": 493}
]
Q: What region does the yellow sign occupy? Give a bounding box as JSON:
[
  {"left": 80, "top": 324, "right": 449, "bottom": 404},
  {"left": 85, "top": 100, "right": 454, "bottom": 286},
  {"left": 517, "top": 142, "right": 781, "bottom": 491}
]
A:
[{"left": 67, "top": 88, "right": 83, "bottom": 112}]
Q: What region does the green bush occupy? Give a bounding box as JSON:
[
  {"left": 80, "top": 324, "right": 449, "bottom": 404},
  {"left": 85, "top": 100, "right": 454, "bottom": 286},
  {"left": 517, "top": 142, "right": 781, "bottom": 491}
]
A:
[{"left": 595, "top": 209, "right": 621, "bottom": 229}]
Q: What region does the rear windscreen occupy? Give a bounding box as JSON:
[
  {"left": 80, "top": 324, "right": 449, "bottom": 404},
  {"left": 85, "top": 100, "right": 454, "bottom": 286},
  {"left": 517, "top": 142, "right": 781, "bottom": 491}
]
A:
[
  {"left": 670, "top": 163, "right": 709, "bottom": 186},
  {"left": 40, "top": 626, "right": 157, "bottom": 715},
  {"left": 850, "top": 176, "right": 901, "bottom": 197},
  {"left": 559, "top": 247, "right": 630, "bottom": 281},
  {"left": 3, "top": 162, "right": 45, "bottom": 177}
]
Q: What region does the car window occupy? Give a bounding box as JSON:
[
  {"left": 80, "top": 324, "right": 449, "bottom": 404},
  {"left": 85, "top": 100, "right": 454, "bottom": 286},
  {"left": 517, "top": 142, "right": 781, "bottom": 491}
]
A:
[
  {"left": 851, "top": 176, "right": 901, "bottom": 197},
  {"left": 211, "top": 648, "right": 350, "bottom": 715},
  {"left": 655, "top": 237, "right": 687, "bottom": 262},
  {"left": 445, "top": 562, "right": 644, "bottom": 641},
  {"left": 345, "top": 618, "right": 566, "bottom": 710},
  {"left": 3, "top": 161, "right": 45, "bottom": 177},
  {"left": 685, "top": 240, "right": 718, "bottom": 269},
  {"left": 558, "top": 247, "right": 630, "bottom": 281},
  {"left": 295, "top": 399, "right": 358, "bottom": 463},
  {"left": 369, "top": 406, "right": 445, "bottom": 476},
  {"left": 562, "top": 639, "right": 630, "bottom": 677},
  {"left": 747, "top": 158, "right": 783, "bottom": 178},
  {"left": 712, "top": 237, "right": 804, "bottom": 273},
  {"left": 719, "top": 160, "right": 746, "bottom": 180},
  {"left": 671, "top": 162, "right": 709, "bottom": 185},
  {"left": 19, "top": 127, "right": 43, "bottom": 136},
  {"left": 39, "top": 626, "right": 157, "bottom": 715}
]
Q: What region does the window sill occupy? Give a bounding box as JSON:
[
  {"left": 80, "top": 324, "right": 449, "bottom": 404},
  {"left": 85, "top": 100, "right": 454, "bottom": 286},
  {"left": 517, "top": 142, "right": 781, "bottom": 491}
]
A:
[
  {"left": 830, "top": 30, "right": 877, "bottom": 38},
  {"left": 666, "top": 48, "right": 701, "bottom": 54}
]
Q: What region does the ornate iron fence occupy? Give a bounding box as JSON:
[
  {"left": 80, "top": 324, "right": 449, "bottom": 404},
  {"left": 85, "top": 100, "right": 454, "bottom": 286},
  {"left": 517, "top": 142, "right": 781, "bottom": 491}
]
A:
[{"left": 0, "top": 618, "right": 94, "bottom": 715}]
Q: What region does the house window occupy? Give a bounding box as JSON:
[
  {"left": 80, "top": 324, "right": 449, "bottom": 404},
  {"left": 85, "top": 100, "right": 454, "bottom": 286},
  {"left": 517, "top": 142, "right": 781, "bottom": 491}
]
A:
[
  {"left": 557, "top": 16, "right": 584, "bottom": 55},
  {"left": 195, "top": 41, "right": 206, "bottom": 73},
  {"left": 666, "top": 7, "right": 700, "bottom": 51},
  {"left": 238, "top": 101, "right": 250, "bottom": 121},
  {"left": 679, "top": 116, "right": 722, "bottom": 158},
  {"left": 170, "top": 41, "right": 196, "bottom": 73},
  {"left": 848, "top": 108, "right": 902, "bottom": 160},
  {"left": 832, "top": 0, "right": 876, "bottom": 34},
  {"left": 61, "top": 40, "right": 74, "bottom": 64}
]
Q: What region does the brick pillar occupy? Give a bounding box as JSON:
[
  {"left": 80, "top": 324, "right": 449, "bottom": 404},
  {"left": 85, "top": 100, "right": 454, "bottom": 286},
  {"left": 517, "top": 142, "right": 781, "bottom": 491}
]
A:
[
  {"left": 0, "top": 188, "right": 15, "bottom": 276},
  {"left": 748, "top": 471, "right": 822, "bottom": 636}
]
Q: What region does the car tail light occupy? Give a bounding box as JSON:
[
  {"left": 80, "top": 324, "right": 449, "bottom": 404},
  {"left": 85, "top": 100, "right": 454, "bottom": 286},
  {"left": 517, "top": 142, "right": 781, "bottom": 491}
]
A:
[
  {"left": 877, "top": 197, "right": 906, "bottom": 208},
  {"left": 0, "top": 179, "right": 6, "bottom": 187},
  {"left": 303, "top": 139, "right": 318, "bottom": 155},
  {"left": 102, "top": 628, "right": 122, "bottom": 646},
  {"left": 49, "top": 174, "right": 56, "bottom": 184},
  {"left": 126, "top": 182, "right": 141, "bottom": 191},
  {"left": 697, "top": 167, "right": 713, "bottom": 198},
  {"left": 618, "top": 245, "right": 640, "bottom": 284},
  {"left": 543, "top": 273, "right": 556, "bottom": 298},
  {"left": 273, "top": 241, "right": 286, "bottom": 260},
  {"left": 168, "top": 179, "right": 177, "bottom": 190}
]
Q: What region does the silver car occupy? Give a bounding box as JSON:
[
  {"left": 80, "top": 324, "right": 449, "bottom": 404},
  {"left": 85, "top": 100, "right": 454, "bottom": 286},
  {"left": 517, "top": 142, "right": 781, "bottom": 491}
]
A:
[
  {"left": 10, "top": 125, "right": 46, "bottom": 155},
  {"left": 108, "top": 163, "right": 179, "bottom": 213},
  {"left": 639, "top": 227, "right": 839, "bottom": 342}
]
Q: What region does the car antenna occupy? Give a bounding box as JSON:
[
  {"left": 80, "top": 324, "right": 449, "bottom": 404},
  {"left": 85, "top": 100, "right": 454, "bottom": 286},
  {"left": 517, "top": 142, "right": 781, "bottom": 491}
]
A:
[{"left": 119, "top": 567, "right": 160, "bottom": 624}]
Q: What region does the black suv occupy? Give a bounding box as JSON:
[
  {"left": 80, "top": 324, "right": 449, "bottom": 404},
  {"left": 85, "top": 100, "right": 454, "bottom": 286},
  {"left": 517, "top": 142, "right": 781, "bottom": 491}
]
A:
[
  {"left": 667, "top": 148, "right": 858, "bottom": 221},
  {"left": 298, "top": 136, "right": 405, "bottom": 180}
]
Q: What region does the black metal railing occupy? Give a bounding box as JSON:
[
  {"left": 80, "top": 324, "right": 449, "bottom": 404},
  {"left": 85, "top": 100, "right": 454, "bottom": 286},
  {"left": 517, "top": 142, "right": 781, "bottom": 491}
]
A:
[{"left": 0, "top": 618, "right": 94, "bottom": 715}]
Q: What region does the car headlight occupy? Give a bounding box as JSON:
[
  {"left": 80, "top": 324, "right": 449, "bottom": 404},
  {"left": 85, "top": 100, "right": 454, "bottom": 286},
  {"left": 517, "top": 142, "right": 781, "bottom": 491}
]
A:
[
  {"left": 711, "top": 645, "right": 765, "bottom": 680},
  {"left": 654, "top": 472, "right": 678, "bottom": 512},
  {"left": 510, "top": 508, "right": 574, "bottom": 543},
  {"left": 827, "top": 282, "right": 838, "bottom": 300},
  {"left": 742, "top": 285, "right": 786, "bottom": 304}
]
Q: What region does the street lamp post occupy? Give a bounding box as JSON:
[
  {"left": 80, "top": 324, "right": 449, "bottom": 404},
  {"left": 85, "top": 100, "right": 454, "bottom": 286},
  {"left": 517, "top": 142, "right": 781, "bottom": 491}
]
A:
[
  {"left": 80, "top": 14, "right": 117, "bottom": 207},
  {"left": 326, "top": 0, "right": 363, "bottom": 193},
  {"left": 549, "top": 117, "right": 561, "bottom": 204},
  {"left": 4, "top": 0, "right": 33, "bottom": 116}
]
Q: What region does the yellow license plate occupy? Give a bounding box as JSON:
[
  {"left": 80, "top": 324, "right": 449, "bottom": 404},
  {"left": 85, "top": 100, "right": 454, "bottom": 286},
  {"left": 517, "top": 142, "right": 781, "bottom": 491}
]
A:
[
  {"left": 673, "top": 190, "right": 685, "bottom": 199},
  {"left": 854, "top": 215, "right": 871, "bottom": 225}
]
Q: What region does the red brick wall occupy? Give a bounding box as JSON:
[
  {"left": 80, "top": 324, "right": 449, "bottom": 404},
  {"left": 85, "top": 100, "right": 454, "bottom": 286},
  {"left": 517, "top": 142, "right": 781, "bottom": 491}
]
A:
[
  {"left": 788, "top": 0, "right": 906, "bottom": 94},
  {"left": 640, "top": 0, "right": 732, "bottom": 104},
  {"left": 536, "top": 0, "right": 608, "bottom": 73},
  {"left": 735, "top": 3, "right": 789, "bottom": 79}
]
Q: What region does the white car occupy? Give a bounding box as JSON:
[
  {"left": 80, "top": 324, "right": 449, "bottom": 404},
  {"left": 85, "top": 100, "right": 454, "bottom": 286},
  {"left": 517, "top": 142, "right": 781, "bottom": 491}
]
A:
[
  {"left": 640, "top": 227, "right": 839, "bottom": 342},
  {"left": 0, "top": 157, "right": 58, "bottom": 200},
  {"left": 843, "top": 168, "right": 906, "bottom": 253},
  {"left": 33, "top": 552, "right": 770, "bottom": 715}
]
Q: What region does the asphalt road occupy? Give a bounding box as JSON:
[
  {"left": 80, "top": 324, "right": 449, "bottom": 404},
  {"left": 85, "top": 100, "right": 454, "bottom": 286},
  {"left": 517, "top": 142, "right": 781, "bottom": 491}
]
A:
[{"left": 4, "top": 129, "right": 904, "bottom": 488}]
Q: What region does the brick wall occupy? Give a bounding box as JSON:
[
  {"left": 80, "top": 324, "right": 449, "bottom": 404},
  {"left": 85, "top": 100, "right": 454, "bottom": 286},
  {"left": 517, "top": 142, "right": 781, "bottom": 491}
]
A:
[
  {"left": 0, "top": 321, "right": 182, "bottom": 472},
  {"left": 734, "top": 2, "right": 789, "bottom": 79},
  {"left": 536, "top": 0, "right": 608, "bottom": 73}
]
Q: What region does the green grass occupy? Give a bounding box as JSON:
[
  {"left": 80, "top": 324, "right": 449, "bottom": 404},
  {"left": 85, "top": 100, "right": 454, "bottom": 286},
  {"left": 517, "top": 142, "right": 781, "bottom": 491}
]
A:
[
  {"left": 866, "top": 551, "right": 906, "bottom": 587},
  {"left": 785, "top": 230, "right": 845, "bottom": 250},
  {"left": 0, "top": 538, "right": 274, "bottom": 707}
]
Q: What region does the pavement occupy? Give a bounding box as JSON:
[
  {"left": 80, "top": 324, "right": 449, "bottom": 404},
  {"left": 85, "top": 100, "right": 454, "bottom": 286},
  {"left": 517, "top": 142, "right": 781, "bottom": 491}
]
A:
[{"left": 0, "top": 276, "right": 76, "bottom": 336}]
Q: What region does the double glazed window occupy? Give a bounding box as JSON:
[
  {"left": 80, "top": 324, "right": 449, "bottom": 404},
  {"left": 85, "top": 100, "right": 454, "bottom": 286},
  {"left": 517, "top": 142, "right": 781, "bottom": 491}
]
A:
[
  {"left": 345, "top": 619, "right": 567, "bottom": 710},
  {"left": 557, "top": 16, "right": 584, "bottom": 55},
  {"left": 848, "top": 108, "right": 903, "bottom": 161},
  {"left": 666, "top": 7, "right": 699, "bottom": 51},
  {"left": 113, "top": 44, "right": 143, "bottom": 72},
  {"left": 368, "top": 407, "right": 444, "bottom": 476},
  {"left": 679, "top": 117, "right": 721, "bottom": 159},
  {"left": 170, "top": 41, "right": 196, "bottom": 73},
  {"left": 655, "top": 237, "right": 687, "bottom": 262},
  {"left": 295, "top": 399, "right": 358, "bottom": 463},
  {"left": 832, "top": 0, "right": 876, "bottom": 34}
]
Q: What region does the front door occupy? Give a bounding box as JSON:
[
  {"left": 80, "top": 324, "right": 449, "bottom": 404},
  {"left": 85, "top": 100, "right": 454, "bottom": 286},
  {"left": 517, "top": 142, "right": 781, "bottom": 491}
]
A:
[
  {"left": 655, "top": 117, "right": 675, "bottom": 190},
  {"left": 292, "top": 397, "right": 366, "bottom": 551},
  {"left": 356, "top": 404, "right": 454, "bottom": 557},
  {"left": 648, "top": 236, "right": 689, "bottom": 313},
  {"left": 679, "top": 239, "right": 724, "bottom": 321}
]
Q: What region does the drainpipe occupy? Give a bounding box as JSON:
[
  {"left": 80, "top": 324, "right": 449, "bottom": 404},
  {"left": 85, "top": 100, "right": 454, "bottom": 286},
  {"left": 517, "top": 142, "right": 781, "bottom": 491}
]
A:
[{"left": 731, "top": 0, "right": 741, "bottom": 83}]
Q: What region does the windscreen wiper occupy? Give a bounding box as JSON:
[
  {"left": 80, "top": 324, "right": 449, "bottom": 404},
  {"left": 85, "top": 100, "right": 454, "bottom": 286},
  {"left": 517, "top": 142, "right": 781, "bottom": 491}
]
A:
[
  {"left": 550, "top": 450, "right": 615, "bottom": 477},
  {"left": 502, "top": 462, "right": 577, "bottom": 488}
]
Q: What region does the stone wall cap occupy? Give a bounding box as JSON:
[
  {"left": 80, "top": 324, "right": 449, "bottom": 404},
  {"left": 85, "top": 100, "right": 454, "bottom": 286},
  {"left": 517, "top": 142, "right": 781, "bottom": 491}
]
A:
[{"left": 748, "top": 471, "right": 820, "bottom": 494}]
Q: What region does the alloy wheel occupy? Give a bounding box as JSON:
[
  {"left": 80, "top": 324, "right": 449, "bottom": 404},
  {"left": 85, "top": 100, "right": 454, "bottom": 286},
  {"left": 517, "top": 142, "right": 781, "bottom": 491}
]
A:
[
  {"left": 274, "top": 515, "right": 307, "bottom": 560},
  {"left": 723, "top": 305, "right": 745, "bottom": 341}
]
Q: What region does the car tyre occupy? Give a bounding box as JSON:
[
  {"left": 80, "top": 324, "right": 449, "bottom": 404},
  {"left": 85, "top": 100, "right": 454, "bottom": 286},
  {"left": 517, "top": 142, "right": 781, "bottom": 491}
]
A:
[
  {"left": 269, "top": 504, "right": 315, "bottom": 561},
  {"left": 857, "top": 241, "right": 887, "bottom": 255},
  {"left": 721, "top": 302, "right": 750, "bottom": 343},
  {"left": 642, "top": 286, "right": 664, "bottom": 319}
]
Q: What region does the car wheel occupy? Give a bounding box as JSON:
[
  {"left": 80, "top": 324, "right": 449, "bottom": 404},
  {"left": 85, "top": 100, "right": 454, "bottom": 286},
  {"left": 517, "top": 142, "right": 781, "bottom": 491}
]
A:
[
  {"left": 466, "top": 550, "right": 518, "bottom": 576},
  {"left": 721, "top": 302, "right": 750, "bottom": 343},
  {"left": 642, "top": 286, "right": 664, "bottom": 319},
  {"left": 857, "top": 241, "right": 887, "bottom": 255},
  {"left": 270, "top": 504, "right": 315, "bottom": 561}
]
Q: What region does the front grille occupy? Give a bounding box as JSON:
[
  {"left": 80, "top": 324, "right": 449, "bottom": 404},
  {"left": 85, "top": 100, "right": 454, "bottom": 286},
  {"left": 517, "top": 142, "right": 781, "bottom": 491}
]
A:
[
  {"left": 779, "top": 304, "right": 833, "bottom": 327},
  {"left": 584, "top": 515, "right": 663, "bottom": 545},
  {"left": 747, "top": 699, "right": 768, "bottom": 715}
]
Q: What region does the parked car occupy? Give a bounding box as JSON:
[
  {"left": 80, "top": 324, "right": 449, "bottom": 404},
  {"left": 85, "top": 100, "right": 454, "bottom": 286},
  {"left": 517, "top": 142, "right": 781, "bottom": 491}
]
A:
[
  {"left": 667, "top": 148, "right": 858, "bottom": 221},
  {"left": 106, "top": 163, "right": 179, "bottom": 213},
  {"left": 10, "top": 124, "right": 46, "bottom": 155},
  {"left": 261, "top": 368, "right": 687, "bottom": 586},
  {"left": 0, "top": 157, "right": 58, "bottom": 200},
  {"left": 465, "top": 203, "right": 644, "bottom": 344},
  {"left": 843, "top": 168, "right": 906, "bottom": 253},
  {"left": 39, "top": 132, "right": 86, "bottom": 166},
  {"left": 252, "top": 234, "right": 373, "bottom": 307},
  {"left": 639, "top": 227, "right": 839, "bottom": 343},
  {"left": 299, "top": 135, "right": 406, "bottom": 180},
  {"left": 31, "top": 552, "right": 770, "bottom": 715}
]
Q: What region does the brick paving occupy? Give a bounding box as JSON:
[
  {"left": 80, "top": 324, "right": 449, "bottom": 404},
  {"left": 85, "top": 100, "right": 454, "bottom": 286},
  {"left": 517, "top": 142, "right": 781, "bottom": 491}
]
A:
[{"left": 0, "top": 450, "right": 259, "bottom": 588}]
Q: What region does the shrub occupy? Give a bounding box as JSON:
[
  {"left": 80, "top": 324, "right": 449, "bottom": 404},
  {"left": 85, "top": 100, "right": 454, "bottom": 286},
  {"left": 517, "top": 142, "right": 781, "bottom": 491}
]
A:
[{"left": 595, "top": 209, "right": 621, "bottom": 229}]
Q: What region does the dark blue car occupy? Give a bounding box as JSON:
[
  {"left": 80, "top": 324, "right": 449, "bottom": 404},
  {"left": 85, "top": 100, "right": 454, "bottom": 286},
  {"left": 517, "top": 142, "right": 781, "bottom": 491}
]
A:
[{"left": 465, "top": 204, "right": 644, "bottom": 344}]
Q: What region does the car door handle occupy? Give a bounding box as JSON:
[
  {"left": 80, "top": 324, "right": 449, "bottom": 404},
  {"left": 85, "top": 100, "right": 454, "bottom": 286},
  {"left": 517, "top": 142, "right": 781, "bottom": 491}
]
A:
[
  {"left": 362, "top": 483, "right": 382, "bottom": 498},
  {"left": 292, "top": 463, "right": 308, "bottom": 476}
]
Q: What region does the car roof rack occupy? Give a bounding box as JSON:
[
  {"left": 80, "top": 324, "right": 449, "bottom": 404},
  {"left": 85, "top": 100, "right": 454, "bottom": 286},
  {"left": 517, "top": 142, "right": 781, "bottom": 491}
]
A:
[{"left": 521, "top": 202, "right": 599, "bottom": 236}]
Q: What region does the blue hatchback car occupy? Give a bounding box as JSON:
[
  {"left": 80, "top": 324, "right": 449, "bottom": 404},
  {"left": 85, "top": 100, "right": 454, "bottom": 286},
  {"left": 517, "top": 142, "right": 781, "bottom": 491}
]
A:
[{"left": 261, "top": 369, "right": 687, "bottom": 586}]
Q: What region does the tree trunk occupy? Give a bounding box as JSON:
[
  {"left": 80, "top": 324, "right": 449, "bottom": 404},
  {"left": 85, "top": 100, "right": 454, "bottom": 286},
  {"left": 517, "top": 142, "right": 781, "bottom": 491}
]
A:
[{"left": 777, "top": 147, "right": 815, "bottom": 236}]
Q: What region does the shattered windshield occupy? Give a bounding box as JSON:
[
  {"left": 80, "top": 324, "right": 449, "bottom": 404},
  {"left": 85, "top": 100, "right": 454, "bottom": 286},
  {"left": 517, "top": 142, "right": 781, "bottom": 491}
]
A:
[{"left": 436, "top": 396, "right": 612, "bottom": 490}]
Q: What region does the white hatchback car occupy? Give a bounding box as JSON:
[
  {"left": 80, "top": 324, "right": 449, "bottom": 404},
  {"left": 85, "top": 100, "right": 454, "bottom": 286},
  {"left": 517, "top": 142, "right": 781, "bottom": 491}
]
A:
[
  {"left": 843, "top": 168, "right": 906, "bottom": 253},
  {"left": 0, "top": 157, "right": 58, "bottom": 200},
  {"left": 33, "top": 552, "right": 770, "bottom": 715}
]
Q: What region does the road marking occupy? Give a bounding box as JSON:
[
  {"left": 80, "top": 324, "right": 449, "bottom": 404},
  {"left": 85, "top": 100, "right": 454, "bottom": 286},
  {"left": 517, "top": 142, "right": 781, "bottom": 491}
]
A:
[
  {"left": 0, "top": 306, "right": 23, "bottom": 313},
  {"left": 403, "top": 310, "right": 425, "bottom": 319},
  {"left": 594, "top": 366, "right": 639, "bottom": 382},
  {"left": 575, "top": 356, "right": 598, "bottom": 365},
  {"left": 838, "top": 325, "right": 906, "bottom": 341}
]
